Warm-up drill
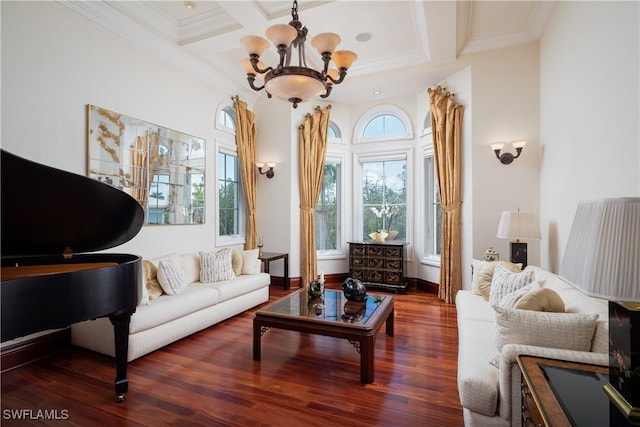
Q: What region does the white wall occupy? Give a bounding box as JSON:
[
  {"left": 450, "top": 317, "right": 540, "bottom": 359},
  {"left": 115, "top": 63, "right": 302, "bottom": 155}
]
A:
[
  {"left": 1, "top": 1, "right": 229, "bottom": 258},
  {"left": 539, "top": 1, "right": 640, "bottom": 272}
]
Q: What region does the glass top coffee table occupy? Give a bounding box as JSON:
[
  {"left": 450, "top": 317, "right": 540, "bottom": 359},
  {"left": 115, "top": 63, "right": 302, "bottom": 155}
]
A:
[{"left": 253, "top": 288, "right": 394, "bottom": 383}]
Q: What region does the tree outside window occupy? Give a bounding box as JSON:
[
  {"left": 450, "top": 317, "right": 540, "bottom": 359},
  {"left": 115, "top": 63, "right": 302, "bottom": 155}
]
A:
[
  {"left": 316, "top": 162, "right": 339, "bottom": 251},
  {"left": 218, "top": 152, "right": 239, "bottom": 236},
  {"left": 362, "top": 159, "right": 407, "bottom": 241}
]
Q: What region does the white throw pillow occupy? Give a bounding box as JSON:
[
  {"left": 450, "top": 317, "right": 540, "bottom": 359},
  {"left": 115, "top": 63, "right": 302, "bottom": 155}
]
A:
[
  {"left": 488, "top": 264, "right": 535, "bottom": 308},
  {"left": 241, "top": 249, "right": 261, "bottom": 275},
  {"left": 471, "top": 259, "right": 486, "bottom": 295},
  {"left": 494, "top": 306, "right": 599, "bottom": 354},
  {"left": 498, "top": 281, "right": 541, "bottom": 309},
  {"left": 157, "top": 258, "right": 188, "bottom": 295},
  {"left": 200, "top": 249, "right": 234, "bottom": 283}
]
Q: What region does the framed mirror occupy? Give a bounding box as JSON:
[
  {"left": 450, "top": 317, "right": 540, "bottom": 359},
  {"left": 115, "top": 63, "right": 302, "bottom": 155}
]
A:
[{"left": 87, "top": 105, "right": 205, "bottom": 225}]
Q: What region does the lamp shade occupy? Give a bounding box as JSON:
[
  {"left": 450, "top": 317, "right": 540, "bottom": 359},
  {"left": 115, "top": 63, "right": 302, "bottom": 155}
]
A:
[
  {"left": 560, "top": 197, "right": 640, "bottom": 302},
  {"left": 496, "top": 211, "right": 541, "bottom": 240}
]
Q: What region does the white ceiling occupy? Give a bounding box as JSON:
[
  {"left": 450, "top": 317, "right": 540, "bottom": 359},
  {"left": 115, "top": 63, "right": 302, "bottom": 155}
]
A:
[{"left": 64, "top": 0, "right": 557, "bottom": 105}]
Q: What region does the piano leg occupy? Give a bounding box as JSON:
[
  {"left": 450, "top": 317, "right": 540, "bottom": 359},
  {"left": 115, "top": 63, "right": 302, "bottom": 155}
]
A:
[{"left": 109, "top": 311, "right": 133, "bottom": 402}]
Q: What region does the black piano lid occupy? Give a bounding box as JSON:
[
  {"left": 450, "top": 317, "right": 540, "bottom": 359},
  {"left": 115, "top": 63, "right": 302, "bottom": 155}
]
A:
[{"left": 1, "top": 149, "right": 145, "bottom": 258}]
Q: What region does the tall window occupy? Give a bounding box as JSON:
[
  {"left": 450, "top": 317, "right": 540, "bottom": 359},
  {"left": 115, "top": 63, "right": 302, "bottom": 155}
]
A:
[
  {"left": 424, "top": 149, "right": 441, "bottom": 257},
  {"left": 218, "top": 151, "right": 240, "bottom": 237},
  {"left": 362, "top": 159, "right": 407, "bottom": 240},
  {"left": 316, "top": 161, "right": 340, "bottom": 252}
]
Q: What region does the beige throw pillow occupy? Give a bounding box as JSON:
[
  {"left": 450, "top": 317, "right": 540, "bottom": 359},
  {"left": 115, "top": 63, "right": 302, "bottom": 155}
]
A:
[
  {"left": 488, "top": 264, "right": 535, "bottom": 307},
  {"left": 514, "top": 288, "right": 565, "bottom": 312},
  {"left": 477, "top": 261, "right": 523, "bottom": 301},
  {"left": 143, "top": 260, "right": 163, "bottom": 301},
  {"left": 494, "top": 306, "right": 598, "bottom": 354},
  {"left": 231, "top": 249, "right": 243, "bottom": 277}
]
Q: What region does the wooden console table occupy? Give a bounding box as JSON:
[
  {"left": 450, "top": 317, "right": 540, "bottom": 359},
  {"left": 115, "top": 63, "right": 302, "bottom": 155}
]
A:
[
  {"left": 347, "top": 241, "right": 408, "bottom": 293},
  {"left": 517, "top": 355, "right": 633, "bottom": 427},
  {"left": 258, "top": 252, "right": 289, "bottom": 290}
]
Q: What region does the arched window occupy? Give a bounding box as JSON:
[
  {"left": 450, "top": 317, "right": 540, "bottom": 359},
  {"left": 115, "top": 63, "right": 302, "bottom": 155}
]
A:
[
  {"left": 327, "top": 120, "right": 343, "bottom": 143},
  {"left": 216, "top": 103, "right": 236, "bottom": 134},
  {"left": 353, "top": 104, "right": 413, "bottom": 143}
]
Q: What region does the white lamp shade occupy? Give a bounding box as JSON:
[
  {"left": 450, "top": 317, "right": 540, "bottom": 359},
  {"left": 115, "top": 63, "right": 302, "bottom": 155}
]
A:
[
  {"left": 496, "top": 211, "right": 541, "bottom": 240},
  {"left": 512, "top": 140, "right": 527, "bottom": 149},
  {"left": 490, "top": 141, "right": 506, "bottom": 150},
  {"left": 560, "top": 197, "right": 640, "bottom": 302},
  {"left": 331, "top": 50, "right": 357, "bottom": 69},
  {"left": 265, "top": 24, "right": 297, "bottom": 47},
  {"left": 240, "top": 35, "right": 270, "bottom": 56},
  {"left": 311, "top": 32, "right": 341, "bottom": 54},
  {"left": 265, "top": 74, "right": 325, "bottom": 103}
]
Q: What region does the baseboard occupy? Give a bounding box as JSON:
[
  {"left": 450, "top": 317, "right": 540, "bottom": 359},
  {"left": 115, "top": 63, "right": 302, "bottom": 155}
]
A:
[{"left": 1, "top": 329, "right": 70, "bottom": 372}]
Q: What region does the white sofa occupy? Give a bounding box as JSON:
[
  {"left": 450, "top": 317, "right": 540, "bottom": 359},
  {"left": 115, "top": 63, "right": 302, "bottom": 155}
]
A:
[
  {"left": 455, "top": 263, "right": 609, "bottom": 427},
  {"left": 71, "top": 249, "right": 270, "bottom": 362}
]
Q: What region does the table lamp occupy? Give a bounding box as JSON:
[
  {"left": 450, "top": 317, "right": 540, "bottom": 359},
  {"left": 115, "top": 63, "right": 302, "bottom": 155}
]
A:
[
  {"left": 496, "top": 210, "right": 541, "bottom": 267},
  {"left": 559, "top": 197, "right": 640, "bottom": 423}
]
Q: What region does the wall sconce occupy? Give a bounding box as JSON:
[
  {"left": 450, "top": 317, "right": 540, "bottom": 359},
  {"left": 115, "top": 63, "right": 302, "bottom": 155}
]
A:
[
  {"left": 490, "top": 140, "right": 527, "bottom": 165},
  {"left": 256, "top": 162, "right": 275, "bottom": 178}
]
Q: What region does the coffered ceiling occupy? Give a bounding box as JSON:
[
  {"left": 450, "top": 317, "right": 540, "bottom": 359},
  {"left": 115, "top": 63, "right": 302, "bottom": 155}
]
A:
[{"left": 63, "top": 0, "right": 556, "bottom": 105}]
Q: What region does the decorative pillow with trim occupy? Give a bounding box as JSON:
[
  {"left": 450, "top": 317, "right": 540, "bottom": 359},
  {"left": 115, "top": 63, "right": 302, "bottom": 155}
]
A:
[
  {"left": 514, "top": 288, "right": 566, "bottom": 312},
  {"left": 200, "top": 248, "right": 234, "bottom": 283},
  {"left": 157, "top": 258, "right": 188, "bottom": 295},
  {"left": 494, "top": 306, "right": 598, "bottom": 354},
  {"left": 241, "top": 249, "right": 261, "bottom": 275},
  {"left": 477, "top": 261, "right": 523, "bottom": 301},
  {"left": 488, "top": 264, "right": 535, "bottom": 308},
  {"left": 143, "top": 259, "right": 163, "bottom": 301}
]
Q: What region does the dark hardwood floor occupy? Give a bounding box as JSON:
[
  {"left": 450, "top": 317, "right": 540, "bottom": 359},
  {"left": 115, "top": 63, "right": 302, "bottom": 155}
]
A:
[{"left": 1, "top": 285, "right": 462, "bottom": 426}]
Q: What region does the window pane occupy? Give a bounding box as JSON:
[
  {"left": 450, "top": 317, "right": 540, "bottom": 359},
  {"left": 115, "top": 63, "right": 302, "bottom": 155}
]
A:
[
  {"left": 316, "top": 162, "right": 339, "bottom": 251},
  {"left": 363, "top": 116, "right": 385, "bottom": 138},
  {"left": 362, "top": 159, "right": 407, "bottom": 241},
  {"left": 384, "top": 115, "right": 405, "bottom": 135},
  {"left": 424, "top": 154, "right": 441, "bottom": 257},
  {"left": 218, "top": 152, "right": 240, "bottom": 236}
]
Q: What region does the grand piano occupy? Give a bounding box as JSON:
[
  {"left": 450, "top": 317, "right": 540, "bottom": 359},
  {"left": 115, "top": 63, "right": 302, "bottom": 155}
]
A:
[{"left": 1, "top": 149, "right": 144, "bottom": 402}]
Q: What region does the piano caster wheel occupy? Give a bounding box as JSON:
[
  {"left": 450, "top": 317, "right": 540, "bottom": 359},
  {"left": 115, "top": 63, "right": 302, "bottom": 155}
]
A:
[{"left": 115, "top": 394, "right": 126, "bottom": 403}]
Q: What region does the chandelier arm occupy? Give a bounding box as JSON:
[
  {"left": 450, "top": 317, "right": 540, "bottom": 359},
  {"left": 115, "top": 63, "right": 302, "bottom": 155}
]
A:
[
  {"left": 326, "top": 68, "right": 348, "bottom": 85},
  {"left": 320, "top": 52, "right": 331, "bottom": 76},
  {"left": 320, "top": 84, "right": 333, "bottom": 99},
  {"left": 249, "top": 56, "right": 272, "bottom": 74},
  {"left": 246, "top": 75, "right": 265, "bottom": 92}
]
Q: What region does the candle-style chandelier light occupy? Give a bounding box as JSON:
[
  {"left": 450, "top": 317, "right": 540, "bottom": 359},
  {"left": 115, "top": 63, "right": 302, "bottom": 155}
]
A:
[{"left": 240, "top": 0, "right": 357, "bottom": 108}]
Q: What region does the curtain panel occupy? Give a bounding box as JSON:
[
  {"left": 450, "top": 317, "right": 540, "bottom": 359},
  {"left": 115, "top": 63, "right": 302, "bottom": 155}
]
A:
[
  {"left": 428, "top": 87, "right": 464, "bottom": 304},
  {"left": 233, "top": 96, "right": 258, "bottom": 249},
  {"left": 298, "top": 105, "right": 331, "bottom": 286}
]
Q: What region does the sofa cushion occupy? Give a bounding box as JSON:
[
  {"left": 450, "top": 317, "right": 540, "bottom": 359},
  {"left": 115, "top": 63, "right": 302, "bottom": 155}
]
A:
[
  {"left": 494, "top": 307, "right": 598, "bottom": 354},
  {"left": 200, "top": 249, "right": 234, "bottom": 282},
  {"left": 457, "top": 318, "right": 500, "bottom": 416},
  {"left": 205, "top": 272, "right": 271, "bottom": 303},
  {"left": 129, "top": 285, "right": 221, "bottom": 334},
  {"left": 157, "top": 258, "right": 189, "bottom": 295},
  {"left": 456, "top": 290, "right": 496, "bottom": 323},
  {"left": 488, "top": 265, "right": 535, "bottom": 307},
  {"left": 514, "top": 288, "right": 565, "bottom": 312},
  {"left": 477, "top": 261, "right": 523, "bottom": 301}
]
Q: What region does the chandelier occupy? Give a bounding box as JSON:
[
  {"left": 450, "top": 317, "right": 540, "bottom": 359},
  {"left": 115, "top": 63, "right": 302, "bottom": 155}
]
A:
[{"left": 240, "top": 0, "right": 357, "bottom": 108}]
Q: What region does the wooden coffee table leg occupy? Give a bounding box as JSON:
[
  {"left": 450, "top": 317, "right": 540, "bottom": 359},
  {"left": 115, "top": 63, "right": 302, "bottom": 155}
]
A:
[
  {"left": 360, "top": 337, "right": 374, "bottom": 383},
  {"left": 253, "top": 319, "right": 262, "bottom": 361},
  {"left": 386, "top": 305, "right": 394, "bottom": 337}
]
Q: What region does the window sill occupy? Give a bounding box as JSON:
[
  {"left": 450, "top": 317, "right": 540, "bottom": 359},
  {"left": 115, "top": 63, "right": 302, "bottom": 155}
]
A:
[
  {"left": 420, "top": 256, "right": 441, "bottom": 267},
  {"left": 317, "top": 251, "right": 346, "bottom": 260}
]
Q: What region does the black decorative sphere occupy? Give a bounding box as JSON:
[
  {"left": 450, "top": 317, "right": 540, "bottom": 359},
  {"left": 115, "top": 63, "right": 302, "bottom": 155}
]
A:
[{"left": 341, "top": 277, "right": 367, "bottom": 302}]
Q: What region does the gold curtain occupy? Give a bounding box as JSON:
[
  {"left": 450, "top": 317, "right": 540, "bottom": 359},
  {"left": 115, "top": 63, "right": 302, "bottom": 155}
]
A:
[
  {"left": 130, "top": 135, "right": 148, "bottom": 209},
  {"left": 428, "top": 87, "right": 464, "bottom": 304},
  {"left": 298, "top": 105, "right": 331, "bottom": 286},
  {"left": 233, "top": 96, "right": 258, "bottom": 249}
]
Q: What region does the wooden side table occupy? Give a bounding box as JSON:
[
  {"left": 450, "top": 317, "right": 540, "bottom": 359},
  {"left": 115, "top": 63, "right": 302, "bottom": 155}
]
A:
[
  {"left": 258, "top": 252, "right": 289, "bottom": 290},
  {"left": 517, "top": 355, "right": 633, "bottom": 427}
]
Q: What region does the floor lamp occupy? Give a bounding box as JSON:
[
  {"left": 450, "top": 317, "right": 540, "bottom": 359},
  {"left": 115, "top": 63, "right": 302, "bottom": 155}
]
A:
[
  {"left": 560, "top": 197, "right": 640, "bottom": 423},
  {"left": 496, "top": 211, "right": 541, "bottom": 268}
]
